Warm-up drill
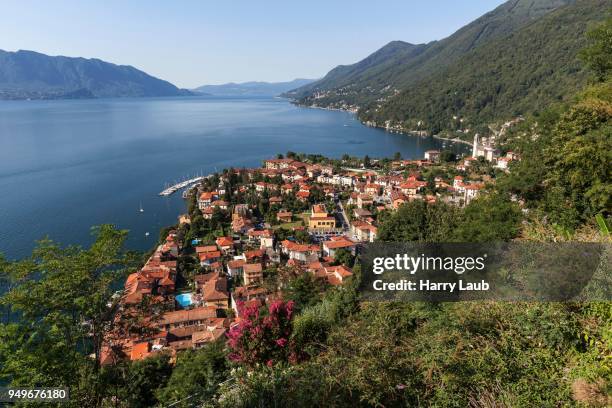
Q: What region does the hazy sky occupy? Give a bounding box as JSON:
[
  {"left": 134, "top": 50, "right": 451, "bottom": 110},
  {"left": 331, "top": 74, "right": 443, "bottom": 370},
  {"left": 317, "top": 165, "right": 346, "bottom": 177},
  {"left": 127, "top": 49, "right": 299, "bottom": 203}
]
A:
[{"left": 1, "top": 1, "right": 506, "bottom": 88}]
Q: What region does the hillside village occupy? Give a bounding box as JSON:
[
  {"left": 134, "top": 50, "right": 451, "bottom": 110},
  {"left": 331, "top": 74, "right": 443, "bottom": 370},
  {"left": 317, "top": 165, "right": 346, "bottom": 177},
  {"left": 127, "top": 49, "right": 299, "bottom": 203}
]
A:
[{"left": 101, "top": 146, "right": 519, "bottom": 365}]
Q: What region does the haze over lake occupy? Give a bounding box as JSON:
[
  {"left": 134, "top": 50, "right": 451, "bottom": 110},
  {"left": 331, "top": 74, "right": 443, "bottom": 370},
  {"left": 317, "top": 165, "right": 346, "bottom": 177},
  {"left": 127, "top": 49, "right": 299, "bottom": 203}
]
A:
[{"left": 0, "top": 96, "right": 464, "bottom": 259}]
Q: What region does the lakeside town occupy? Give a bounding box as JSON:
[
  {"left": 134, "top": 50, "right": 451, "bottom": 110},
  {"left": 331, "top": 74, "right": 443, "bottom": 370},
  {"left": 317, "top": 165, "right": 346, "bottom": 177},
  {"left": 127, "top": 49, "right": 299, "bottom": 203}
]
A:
[{"left": 99, "top": 134, "right": 520, "bottom": 365}]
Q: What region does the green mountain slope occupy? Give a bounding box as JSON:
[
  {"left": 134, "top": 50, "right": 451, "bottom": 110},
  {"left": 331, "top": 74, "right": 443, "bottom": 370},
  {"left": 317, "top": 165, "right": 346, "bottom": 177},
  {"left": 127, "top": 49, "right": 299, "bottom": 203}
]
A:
[
  {"left": 289, "top": 0, "right": 576, "bottom": 108},
  {"left": 362, "top": 0, "right": 609, "bottom": 134},
  {"left": 285, "top": 41, "right": 429, "bottom": 101}
]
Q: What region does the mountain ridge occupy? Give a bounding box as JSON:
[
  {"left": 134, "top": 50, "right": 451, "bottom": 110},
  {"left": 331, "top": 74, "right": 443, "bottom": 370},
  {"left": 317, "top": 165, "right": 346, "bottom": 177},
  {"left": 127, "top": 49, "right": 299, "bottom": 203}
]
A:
[
  {"left": 286, "top": 0, "right": 592, "bottom": 134},
  {"left": 194, "top": 78, "right": 316, "bottom": 97},
  {"left": 363, "top": 0, "right": 607, "bottom": 134},
  {"left": 0, "top": 49, "right": 191, "bottom": 100}
]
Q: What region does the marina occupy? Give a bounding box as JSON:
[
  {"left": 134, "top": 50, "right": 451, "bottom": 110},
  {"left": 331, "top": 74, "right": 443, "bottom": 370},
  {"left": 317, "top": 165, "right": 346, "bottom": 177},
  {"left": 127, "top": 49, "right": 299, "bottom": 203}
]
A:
[{"left": 159, "top": 176, "right": 206, "bottom": 196}]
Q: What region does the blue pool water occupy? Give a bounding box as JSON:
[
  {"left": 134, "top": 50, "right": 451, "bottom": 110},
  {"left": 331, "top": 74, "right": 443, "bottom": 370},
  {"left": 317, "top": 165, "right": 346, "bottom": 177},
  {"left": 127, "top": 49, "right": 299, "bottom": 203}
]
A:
[{"left": 175, "top": 293, "right": 193, "bottom": 308}]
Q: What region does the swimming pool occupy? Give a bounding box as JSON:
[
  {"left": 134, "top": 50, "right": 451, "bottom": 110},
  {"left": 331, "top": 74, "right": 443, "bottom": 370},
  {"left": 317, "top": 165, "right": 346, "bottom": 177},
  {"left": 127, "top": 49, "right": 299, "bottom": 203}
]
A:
[{"left": 176, "top": 293, "right": 193, "bottom": 308}]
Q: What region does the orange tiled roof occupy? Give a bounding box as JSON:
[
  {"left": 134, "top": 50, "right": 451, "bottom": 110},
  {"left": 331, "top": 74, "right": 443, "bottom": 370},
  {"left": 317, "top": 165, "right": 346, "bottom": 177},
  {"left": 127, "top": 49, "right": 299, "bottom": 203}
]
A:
[{"left": 216, "top": 236, "right": 234, "bottom": 247}]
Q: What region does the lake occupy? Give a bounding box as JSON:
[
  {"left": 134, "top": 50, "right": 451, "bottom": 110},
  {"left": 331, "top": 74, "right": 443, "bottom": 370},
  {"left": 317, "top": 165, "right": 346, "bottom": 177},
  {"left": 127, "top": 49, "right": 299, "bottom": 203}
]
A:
[{"left": 0, "top": 96, "right": 465, "bottom": 259}]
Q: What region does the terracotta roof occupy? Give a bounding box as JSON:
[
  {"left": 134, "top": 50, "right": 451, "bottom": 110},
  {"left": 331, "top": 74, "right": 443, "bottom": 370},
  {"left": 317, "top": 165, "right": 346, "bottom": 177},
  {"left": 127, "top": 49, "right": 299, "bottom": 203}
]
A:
[
  {"left": 228, "top": 259, "right": 246, "bottom": 269},
  {"left": 159, "top": 276, "right": 175, "bottom": 286},
  {"left": 281, "top": 240, "right": 320, "bottom": 253},
  {"left": 192, "top": 328, "right": 226, "bottom": 344},
  {"left": 333, "top": 265, "right": 353, "bottom": 277},
  {"left": 201, "top": 275, "right": 229, "bottom": 302},
  {"left": 160, "top": 306, "right": 218, "bottom": 326},
  {"left": 312, "top": 204, "right": 326, "bottom": 213},
  {"left": 198, "top": 251, "right": 221, "bottom": 261},
  {"left": 400, "top": 181, "right": 427, "bottom": 189},
  {"left": 233, "top": 286, "right": 268, "bottom": 299},
  {"left": 130, "top": 342, "right": 151, "bottom": 361},
  {"left": 243, "top": 263, "right": 263, "bottom": 273},
  {"left": 323, "top": 237, "right": 356, "bottom": 249},
  {"left": 194, "top": 273, "right": 216, "bottom": 285},
  {"left": 216, "top": 236, "right": 234, "bottom": 247},
  {"left": 248, "top": 229, "right": 273, "bottom": 238},
  {"left": 196, "top": 245, "right": 218, "bottom": 253},
  {"left": 245, "top": 249, "right": 265, "bottom": 259}
]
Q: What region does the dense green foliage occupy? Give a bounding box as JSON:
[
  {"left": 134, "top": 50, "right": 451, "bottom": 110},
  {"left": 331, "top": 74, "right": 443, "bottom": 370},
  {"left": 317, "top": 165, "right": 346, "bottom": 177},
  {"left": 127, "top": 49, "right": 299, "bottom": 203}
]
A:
[
  {"left": 292, "top": 0, "right": 609, "bottom": 136},
  {"left": 365, "top": 0, "right": 608, "bottom": 135},
  {"left": 498, "top": 86, "right": 611, "bottom": 229},
  {"left": 282, "top": 273, "right": 327, "bottom": 313},
  {"left": 156, "top": 342, "right": 228, "bottom": 407},
  {"left": 222, "top": 301, "right": 611, "bottom": 407},
  {"left": 580, "top": 17, "right": 612, "bottom": 81},
  {"left": 0, "top": 225, "right": 139, "bottom": 406},
  {"left": 376, "top": 195, "right": 522, "bottom": 243}
]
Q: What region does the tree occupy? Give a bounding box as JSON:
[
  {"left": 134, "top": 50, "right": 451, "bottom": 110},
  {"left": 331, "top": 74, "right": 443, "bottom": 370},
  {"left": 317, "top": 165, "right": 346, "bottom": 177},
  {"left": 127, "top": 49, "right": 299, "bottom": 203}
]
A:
[
  {"left": 363, "top": 155, "right": 371, "bottom": 168},
  {"left": 334, "top": 248, "right": 355, "bottom": 267},
  {"left": 377, "top": 201, "right": 456, "bottom": 242},
  {"left": 579, "top": 18, "right": 612, "bottom": 82},
  {"left": 452, "top": 193, "right": 522, "bottom": 242},
  {"left": 0, "top": 225, "right": 140, "bottom": 406},
  {"left": 156, "top": 342, "right": 228, "bottom": 407},
  {"left": 294, "top": 229, "right": 312, "bottom": 244},
  {"left": 546, "top": 97, "right": 612, "bottom": 224},
  {"left": 123, "top": 353, "right": 173, "bottom": 408},
  {"left": 283, "top": 273, "right": 325, "bottom": 313},
  {"left": 440, "top": 150, "right": 457, "bottom": 162}
]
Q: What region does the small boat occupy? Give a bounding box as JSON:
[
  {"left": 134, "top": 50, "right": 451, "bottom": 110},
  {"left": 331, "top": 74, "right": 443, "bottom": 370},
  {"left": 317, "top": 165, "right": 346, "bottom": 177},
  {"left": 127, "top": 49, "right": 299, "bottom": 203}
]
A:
[
  {"left": 145, "top": 232, "right": 150, "bottom": 237},
  {"left": 139, "top": 202, "right": 144, "bottom": 213}
]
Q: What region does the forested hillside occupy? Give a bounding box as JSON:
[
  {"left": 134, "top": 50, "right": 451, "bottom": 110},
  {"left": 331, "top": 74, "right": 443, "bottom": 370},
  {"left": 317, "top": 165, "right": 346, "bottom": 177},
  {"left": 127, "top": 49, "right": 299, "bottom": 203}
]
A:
[
  {"left": 290, "top": 0, "right": 608, "bottom": 136},
  {"left": 363, "top": 0, "right": 607, "bottom": 134}
]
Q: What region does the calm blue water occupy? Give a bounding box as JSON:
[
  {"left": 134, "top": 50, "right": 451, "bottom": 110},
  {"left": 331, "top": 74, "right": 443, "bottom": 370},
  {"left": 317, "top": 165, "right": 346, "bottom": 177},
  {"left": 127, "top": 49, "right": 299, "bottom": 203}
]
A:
[
  {"left": 175, "top": 293, "right": 193, "bottom": 308},
  {"left": 0, "top": 96, "right": 464, "bottom": 259}
]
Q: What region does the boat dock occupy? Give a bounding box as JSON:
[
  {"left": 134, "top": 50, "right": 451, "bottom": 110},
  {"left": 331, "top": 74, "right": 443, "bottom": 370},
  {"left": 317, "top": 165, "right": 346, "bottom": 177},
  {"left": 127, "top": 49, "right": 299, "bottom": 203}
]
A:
[{"left": 159, "top": 176, "right": 205, "bottom": 196}]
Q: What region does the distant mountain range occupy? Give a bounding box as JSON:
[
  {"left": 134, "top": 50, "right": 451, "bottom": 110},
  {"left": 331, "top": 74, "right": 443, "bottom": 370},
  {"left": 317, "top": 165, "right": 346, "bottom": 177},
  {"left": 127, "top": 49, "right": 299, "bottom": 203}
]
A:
[
  {"left": 287, "top": 0, "right": 608, "bottom": 135},
  {"left": 193, "top": 79, "right": 316, "bottom": 97},
  {"left": 0, "top": 50, "right": 191, "bottom": 100}
]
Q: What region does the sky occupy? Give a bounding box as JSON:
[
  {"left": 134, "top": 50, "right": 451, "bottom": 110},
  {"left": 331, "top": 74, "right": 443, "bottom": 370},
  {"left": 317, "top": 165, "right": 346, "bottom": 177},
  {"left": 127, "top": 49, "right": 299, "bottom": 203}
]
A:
[{"left": 0, "top": 0, "right": 506, "bottom": 88}]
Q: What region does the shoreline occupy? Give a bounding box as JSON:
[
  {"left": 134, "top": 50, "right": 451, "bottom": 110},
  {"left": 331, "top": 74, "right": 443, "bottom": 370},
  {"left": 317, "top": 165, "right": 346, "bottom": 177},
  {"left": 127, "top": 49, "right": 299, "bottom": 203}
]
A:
[
  {"left": 432, "top": 135, "right": 472, "bottom": 146},
  {"left": 291, "top": 100, "right": 472, "bottom": 147}
]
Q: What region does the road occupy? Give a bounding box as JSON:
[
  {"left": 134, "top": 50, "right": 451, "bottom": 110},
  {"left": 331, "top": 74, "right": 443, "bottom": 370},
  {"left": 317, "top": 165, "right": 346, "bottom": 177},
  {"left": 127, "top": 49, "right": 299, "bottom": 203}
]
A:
[{"left": 336, "top": 199, "right": 350, "bottom": 232}]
